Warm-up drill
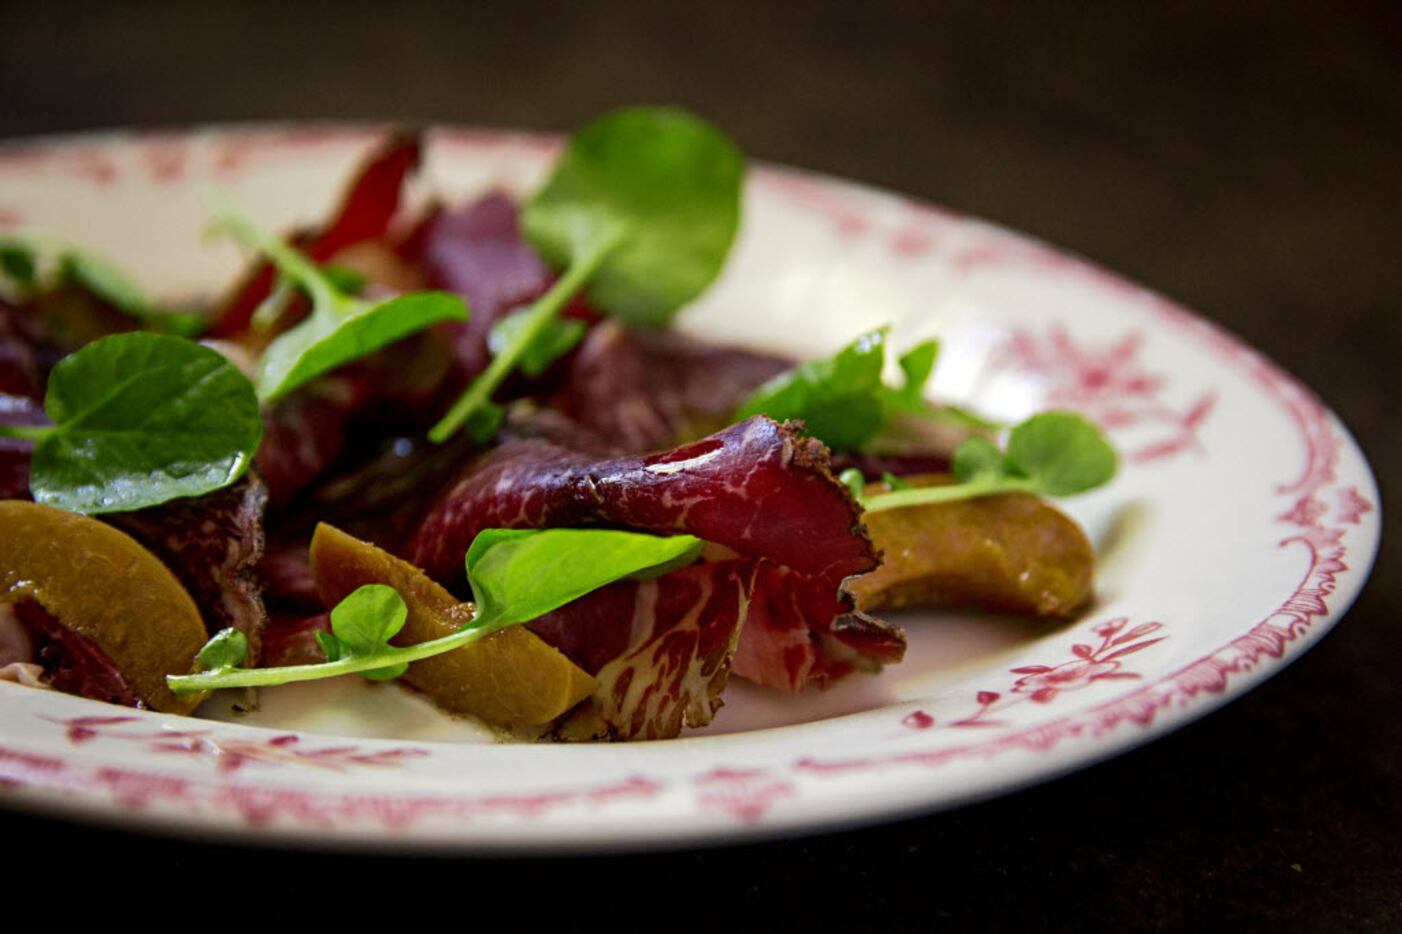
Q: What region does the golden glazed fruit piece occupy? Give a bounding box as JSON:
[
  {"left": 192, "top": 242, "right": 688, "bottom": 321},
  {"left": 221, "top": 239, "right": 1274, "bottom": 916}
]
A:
[
  {"left": 308, "top": 523, "right": 598, "bottom": 727},
  {"left": 851, "top": 475, "right": 1094, "bottom": 618},
  {"left": 0, "top": 500, "right": 208, "bottom": 714}
]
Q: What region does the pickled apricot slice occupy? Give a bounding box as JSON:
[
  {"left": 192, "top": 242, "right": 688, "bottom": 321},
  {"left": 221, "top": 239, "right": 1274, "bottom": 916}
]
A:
[
  {"left": 0, "top": 500, "right": 208, "bottom": 713},
  {"left": 308, "top": 523, "right": 597, "bottom": 727},
  {"left": 850, "top": 474, "right": 1094, "bottom": 618}
]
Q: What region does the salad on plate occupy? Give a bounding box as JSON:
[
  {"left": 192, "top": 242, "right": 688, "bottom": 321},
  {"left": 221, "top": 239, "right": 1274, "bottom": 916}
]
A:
[{"left": 0, "top": 108, "right": 1115, "bottom": 742}]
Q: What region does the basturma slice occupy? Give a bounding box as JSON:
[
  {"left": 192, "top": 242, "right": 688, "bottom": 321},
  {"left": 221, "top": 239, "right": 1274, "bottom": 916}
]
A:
[
  {"left": 528, "top": 559, "right": 758, "bottom": 740},
  {"left": 408, "top": 416, "right": 905, "bottom": 693},
  {"left": 552, "top": 320, "right": 793, "bottom": 453},
  {"left": 105, "top": 473, "right": 270, "bottom": 663}
]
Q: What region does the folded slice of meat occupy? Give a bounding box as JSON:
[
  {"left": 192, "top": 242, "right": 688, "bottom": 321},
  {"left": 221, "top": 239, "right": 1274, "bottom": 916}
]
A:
[
  {"left": 420, "top": 193, "right": 600, "bottom": 385},
  {"left": 255, "top": 373, "right": 374, "bottom": 508},
  {"left": 528, "top": 559, "right": 757, "bottom": 740},
  {"left": 553, "top": 320, "right": 794, "bottom": 452},
  {"left": 209, "top": 132, "right": 422, "bottom": 339},
  {"left": 408, "top": 416, "right": 902, "bottom": 691},
  {"left": 105, "top": 474, "right": 270, "bottom": 663},
  {"left": 0, "top": 393, "right": 44, "bottom": 501},
  {"left": 6, "top": 599, "right": 140, "bottom": 706}
]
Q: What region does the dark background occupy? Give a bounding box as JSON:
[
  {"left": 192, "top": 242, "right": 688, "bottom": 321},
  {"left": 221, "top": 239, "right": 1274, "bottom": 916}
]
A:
[{"left": 1, "top": 1, "right": 1397, "bottom": 928}]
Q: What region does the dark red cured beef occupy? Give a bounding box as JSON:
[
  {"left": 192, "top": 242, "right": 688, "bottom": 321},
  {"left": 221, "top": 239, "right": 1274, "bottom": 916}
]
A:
[
  {"left": 420, "top": 193, "right": 599, "bottom": 385},
  {"left": 0, "top": 304, "right": 51, "bottom": 499},
  {"left": 105, "top": 474, "right": 270, "bottom": 663},
  {"left": 529, "top": 559, "right": 757, "bottom": 741},
  {"left": 553, "top": 320, "right": 794, "bottom": 453},
  {"left": 12, "top": 599, "right": 141, "bottom": 707},
  {"left": 259, "top": 612, "right": 331, "bottom": 668},
  {"left": 256, "top": 373, "right": 374, "bottom": 508},
  {"left": 308, "top": 431, "right": 481, "bottom": 554},
  {"left": 408, "top": 416, "right": 903, "bottom": 691},
  {"left": 0, "top": 393, "right": 45, "bottom": 501},
  {"left": 0, "top": 302, "right": 45, "bottom": 398},
  {"left": 420, "top": 193, "right": 552, "bottom": 380},
  {"left": 208, "top": 132, "right": 422, "bottom": 339},
  {"left": 258, "top": 530, "right": 321, "bottom": 610}
]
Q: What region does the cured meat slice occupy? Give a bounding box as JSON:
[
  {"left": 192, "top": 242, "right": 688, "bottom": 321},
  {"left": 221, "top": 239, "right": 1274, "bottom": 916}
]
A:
[
  {"left": 259, "top": 611, "right": 331, "bottom": 668},
  {"left": 420, "top": 193, "right": 598, "bottom": 384},
  {"left": 8, "top": 599, "right": 140, "bottom": 707},
  {"left": 255, "top": 373, "right": 374, "bottom": 507},
  {"left": 106, "top": 474, "right": 270, "bottom": 663},
  {"left": 209, "top": 133, "right": 422, "bottom": 339},
  {"left": 529, "top": 559, "right": 757, "bottom": 740},
  {"left": 0, "top": 393, "right": 44, "bottom": 501},
  {"left": 409, "top": 416, "right": 901, "bottom": 691},
  {"left": 553, "top": 320, "right": 793, "bottom": 452}
]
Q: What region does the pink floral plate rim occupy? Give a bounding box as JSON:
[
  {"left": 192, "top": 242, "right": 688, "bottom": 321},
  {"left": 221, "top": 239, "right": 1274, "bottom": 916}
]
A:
[{"left": 0, "top": 123, "right": 1381, "bottom": 853}]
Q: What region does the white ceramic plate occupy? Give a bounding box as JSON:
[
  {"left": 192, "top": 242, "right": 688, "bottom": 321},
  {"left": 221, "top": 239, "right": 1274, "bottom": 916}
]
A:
[{"left": 0, "top": 125, "right": 1380, "bottom": 852}]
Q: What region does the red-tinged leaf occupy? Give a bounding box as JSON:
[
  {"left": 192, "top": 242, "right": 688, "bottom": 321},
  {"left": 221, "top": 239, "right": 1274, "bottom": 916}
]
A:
[
  {"left": 1030, "top": 688, "right": 1057, "bottom": 703},
  {"left": 1072, "top": 643, "right": 1093, "bottom": 658},
  {"left": 1010, "top": 665, "right": 1052, "bottom": 674},
  {"left": 1111, "top": 621, "right": 1163, "bottom": 646},
  {"left": 976, "top": 691, "right": 1000, "bottom": 706},
  {"left": 1102, "top": 637, "right": 1166, "bottom": 661}
]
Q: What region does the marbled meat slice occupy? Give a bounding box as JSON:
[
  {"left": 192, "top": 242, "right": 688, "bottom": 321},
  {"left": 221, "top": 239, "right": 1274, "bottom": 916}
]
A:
[
  {"left": 0, "top": 304, "right": 50, "bottom": 500},
  {"left": 105, "top": 474, "right": 270, "bottom": 663},
  {"left": 420, "top": 193, "right": 598, "bottom": 384},
  {"left": 256, "top": 373, "right": 374, "bottom": 507},
  {"left": 553, "top": 320, "right": 793, "bottom": 452},
  {"left": 8, "top": 599, "right": 140, "bottom": 707},
  {"left": 209, "top": 132, "right": 422, "bottom": 339},
  {"left": 529, "top": 559, "right": 757, "bottom": 740},
  {"left": 408, "top": 416, "right": 903, "bottom": 691}
]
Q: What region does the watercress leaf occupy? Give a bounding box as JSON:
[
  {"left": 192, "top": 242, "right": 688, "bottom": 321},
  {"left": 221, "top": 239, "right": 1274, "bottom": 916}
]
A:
[
  {"left": 57, "top": 249, "right": 208, "bottom": 337},
  {"left": 736, "top": 328, "right": 888, "bottom": 449},
  {"left": 952, "top": 436, "right": 1006, "bottom": 484},
  {"left": 59, "top": 250, "right": 151, "bottom": 318},
  {"left": 879, "top": 340, "right": 940, "bottom": 414},
  {"left": 330, "top": 583, "right": 408, "bottom": 655},
  {"left": 488, "top": 307, "right": 587, "bottom": 377},
  {"left": 0, "top": 239, "right": 37, "bottom": 289},
  {"left": 838, "top": 467, "right": 866, "bottom": 498},
  {"left": 257, "top": 290, "right": 467, "bottom": 401},
  {"left": 315, "top": 630, "right": 346, "bottom": 663},
  {"left": 30, "top": 332, "right": 263, "bottom": 514},
  {"left": 465, "top": 528, "right": 704, "bottom": 627},
  {"left": 1005, "top": 411, "right": 1118, "bottom": 496},
  {"left": 802, "top": 395, "right": 886, "bottom": 450},
  {"left": 522, "top": 106, "right": 744, "bottom": 327},
  {"left": 464, "top": 400, "right": 504, "bottom": 444},
  {"left": 209, "top": 201, "right": 469, "bottom": 402},
  {"left": 196, "top": 628, "right": 248, "bottom": 671},
  {"left": 880, "top": 472, "right": 912, "bottom": 491},
  {"left": 322, "top": 263, "right": 368, "bottom": 295}
]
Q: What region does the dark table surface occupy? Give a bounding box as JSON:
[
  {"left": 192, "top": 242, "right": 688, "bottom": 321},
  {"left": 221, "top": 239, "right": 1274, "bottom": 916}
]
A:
[{"left": 1, "top": 2, "right": 1397, "bottom": 928}]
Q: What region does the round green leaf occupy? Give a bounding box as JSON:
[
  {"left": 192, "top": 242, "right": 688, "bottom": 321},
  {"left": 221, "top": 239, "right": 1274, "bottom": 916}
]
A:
[
  {"left": 951, "top": 436, "right": 1006, "bottom": 484},
  {"left": 522, "top": 107, "right": 744, "bottom": 327},
  {"left": 1005, "top": 411, "right": 1118, "bottom": 496},
  {"left": 257, "top": 291, "right": 468, "bottom": 401},
  {"left": 31, "top": 333, "right": 263, "bottom": 514},
  {"left": 466, "top": 528, "right": 704, "bottom": 626}
]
